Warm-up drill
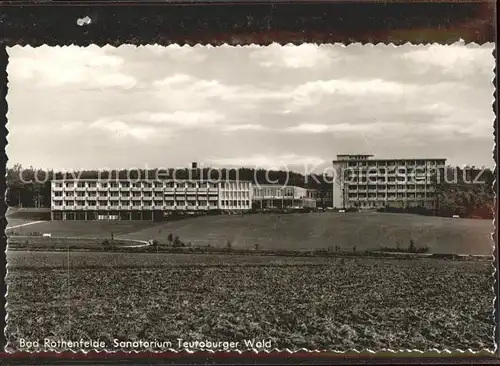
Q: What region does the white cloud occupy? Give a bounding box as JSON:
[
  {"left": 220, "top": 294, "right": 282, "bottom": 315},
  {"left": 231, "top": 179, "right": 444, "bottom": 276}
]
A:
[
  {"left": 98, "top": 73, "right": 136, "bottom": 89},
  {"left": 285, "top": 79, "right": 414, "bottom": 111},
  {"left": 89, "top": 119, "right": 156, "bottom": 140},
  {"left": 136, "top": 110, "right": 226, "bottom": 127},
  {"left": 294, "top": 79, "right": 410, "bottom": 98},
  {"left": 286, "top": 122, "right": 403, "bottom": 134},
  {"left": 151, "top": 74, "right": 291, "bottom": 114},
  {"left": 152, "top": 74, "right": 195, "bottom": 87},
  {"left": 148, "top": 44, "right": 208, "bottom": 63},
  {"left": 249, "top": 43, "right": 340, "bottom": 69},
  {"left": 153, "top": 73, "right": 413, "bottom": 116},
  {"left": 6, "top": 43, "right": 495, "bottom": 169},
  {"left": 7, "top": 45, "right": 136, "bottom": 89},
  {"left": 221, "top": 124, "right": 267, "bottom": 132},
  {"left": 60, "top": 121, "right": 84, "bottom": 132},
  {"left": 287, "top": 124, "right": 331, "bottom": 133},
  {"left": 400, "top": 42, "right": 494, "bottom": 77},
  {"left": 152, "top": 74, "right": 236, "bottom": 107},
  {"left": 208, "top": 154, "right": 325, "bottom": 168}
]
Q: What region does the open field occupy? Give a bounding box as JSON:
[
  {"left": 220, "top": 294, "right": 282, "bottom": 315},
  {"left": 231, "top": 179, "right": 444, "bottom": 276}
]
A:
[
  {"left": 7, "top": 251, "right": 341, "bottom": 269},
  {"left": 7, "top": 212, "right": 492, "bottom": 254},
  {"left": 5, "top": 208, "right": 50, "bottom": 229},
  {"left": 7, "top": 237, "right": 148, "bottom": 251},
  {"left": 5, "top": 250, "right": 493, "bottom": 269},
  {"left": 6, "top": 207, "right": 51, "bottom": 223},
  {"left": 5, "top": 251, "right": 495, "bottom": 352}
]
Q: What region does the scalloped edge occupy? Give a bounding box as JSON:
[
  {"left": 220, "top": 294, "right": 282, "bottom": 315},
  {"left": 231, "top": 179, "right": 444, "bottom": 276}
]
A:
[{"left": 3, "top": 42, "right": 498, "bottom": 356}]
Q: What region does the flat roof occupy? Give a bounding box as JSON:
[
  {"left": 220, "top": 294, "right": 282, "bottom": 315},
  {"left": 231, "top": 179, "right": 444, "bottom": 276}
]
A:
[
  {"left": 333, "top": 158, "right": 447, "bottom": 162},
  {"left": 253, "top": 184, "right": 304, "bottom": 188},
  {"left": 337, "top": 154, "right": 374, "bottom": 157}
]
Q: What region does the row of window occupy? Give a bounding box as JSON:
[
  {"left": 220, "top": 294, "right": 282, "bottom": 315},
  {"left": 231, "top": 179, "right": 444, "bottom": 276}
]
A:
[
  {"left": 218, "top": 192, "right": 252, "bottom": 198},
  {"left": 253, "top": 189, "right": 304, "bottom": 197},
  {"left": 345, "top": 168, "right": 438, "bottom": 173},
  {"left": 346, "top": 160, "right": 444, "bottom": 167},
  {"left": 221, "top": 200, "right": 251, "bottom": 206},
  {"left": 53, "top": 181, "right": 239, "bottom": 189},
  {"left": 345, "top": 177, "right": 432, "bottom": 183},
  {"left": 312, "top": 193, "right": 333, "bottom": 199},
  {"left": 348, "top": 193, "right": 434, "bottom": 199},
  {"left": 54, "top": 200, "right": 226, "bottom": 207},
  {"left": 53, "top": 191, "right": 220, "bottom": 198},
  {"left": 254, "top": 188, "right": 300, "bottom": 194},
  {"left": 355, "top": 202, "right": 385, "bottom": 208},
  {"left": 352, "top": 201, "right": 433, "bottom": 208},
  {"left": 347, "top": 184, "right": 435, "bottom": 190}
]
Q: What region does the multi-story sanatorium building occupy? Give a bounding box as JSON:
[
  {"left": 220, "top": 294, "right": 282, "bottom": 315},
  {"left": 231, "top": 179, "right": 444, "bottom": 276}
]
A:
[
  {"left": 307, "top": 188, "right": 333, "bottom": 209},
  {"left": 51, "top": 179, "right": 253, "bottom": 220},
  {"left": 252, "top": 184, "right": 316, "bottom": 209},
  {"left": 51, "top": 179, "right": 320, "bottom": 220},
  {"left": 332, "top": 154, "right": 447, "bottom": 210}
]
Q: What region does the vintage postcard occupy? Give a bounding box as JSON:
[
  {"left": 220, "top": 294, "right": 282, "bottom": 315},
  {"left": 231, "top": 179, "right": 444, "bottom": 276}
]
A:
[{"left": 4, "top": 43, "right": 496, "bottom": 353}]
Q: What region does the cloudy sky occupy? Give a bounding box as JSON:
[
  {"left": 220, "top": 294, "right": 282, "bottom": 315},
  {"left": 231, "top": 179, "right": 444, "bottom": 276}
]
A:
[{"left": 6, "top": 42, "right": 495, "bottom": 173}]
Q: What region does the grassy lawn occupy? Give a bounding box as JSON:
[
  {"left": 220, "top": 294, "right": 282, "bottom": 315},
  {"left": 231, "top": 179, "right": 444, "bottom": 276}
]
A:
[
  {"left": 6, "top": 207, "right": 51, "bottom": 222},
  {"left": 5, "top": 252, "right": 495, "bottom": 352},
  {"left": 6, "top": 212, "right": 492, "bottom": 254},
  {"left": 123, "top": 212, "right": 492, "bottom": 255},
  {"left": 6, "top": 220, "right": 162, "bottom": 238}
]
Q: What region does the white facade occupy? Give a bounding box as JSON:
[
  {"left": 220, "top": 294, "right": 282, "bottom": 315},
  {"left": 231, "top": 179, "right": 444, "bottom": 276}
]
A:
[
  {"left": 332, "top": 154, "right": 447, "bottom": 210},
  {"left": 218, "top": 181, "right": 253, "bottom": 211},
  {"left": 51, "top": 179, "right": 253, "bottom": 220}
]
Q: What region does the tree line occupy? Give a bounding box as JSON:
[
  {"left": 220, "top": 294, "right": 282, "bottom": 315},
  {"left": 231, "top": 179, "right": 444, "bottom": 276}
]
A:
[{"left": 434, "top": 166, "right": 494, "bottom": 219}]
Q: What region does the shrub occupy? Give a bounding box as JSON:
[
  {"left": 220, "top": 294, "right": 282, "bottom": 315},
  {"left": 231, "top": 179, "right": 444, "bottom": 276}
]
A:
[
  {"left": 415, "top": 245, "right": 430, "bottom": 253},
  {"left": 378, "top": 244, "right": 429, "bottom": 254},
  {"left": 408, "top": 239, "right": 416, "bottom": 253},
  {"left": 167, "top": 233, "right": 173, "bottom": 244}
]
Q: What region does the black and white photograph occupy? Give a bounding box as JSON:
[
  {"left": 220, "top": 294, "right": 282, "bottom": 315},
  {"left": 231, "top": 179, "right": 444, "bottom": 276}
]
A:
[{"left": 4, "top": 43, "right": 496, "bottom": 353}]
